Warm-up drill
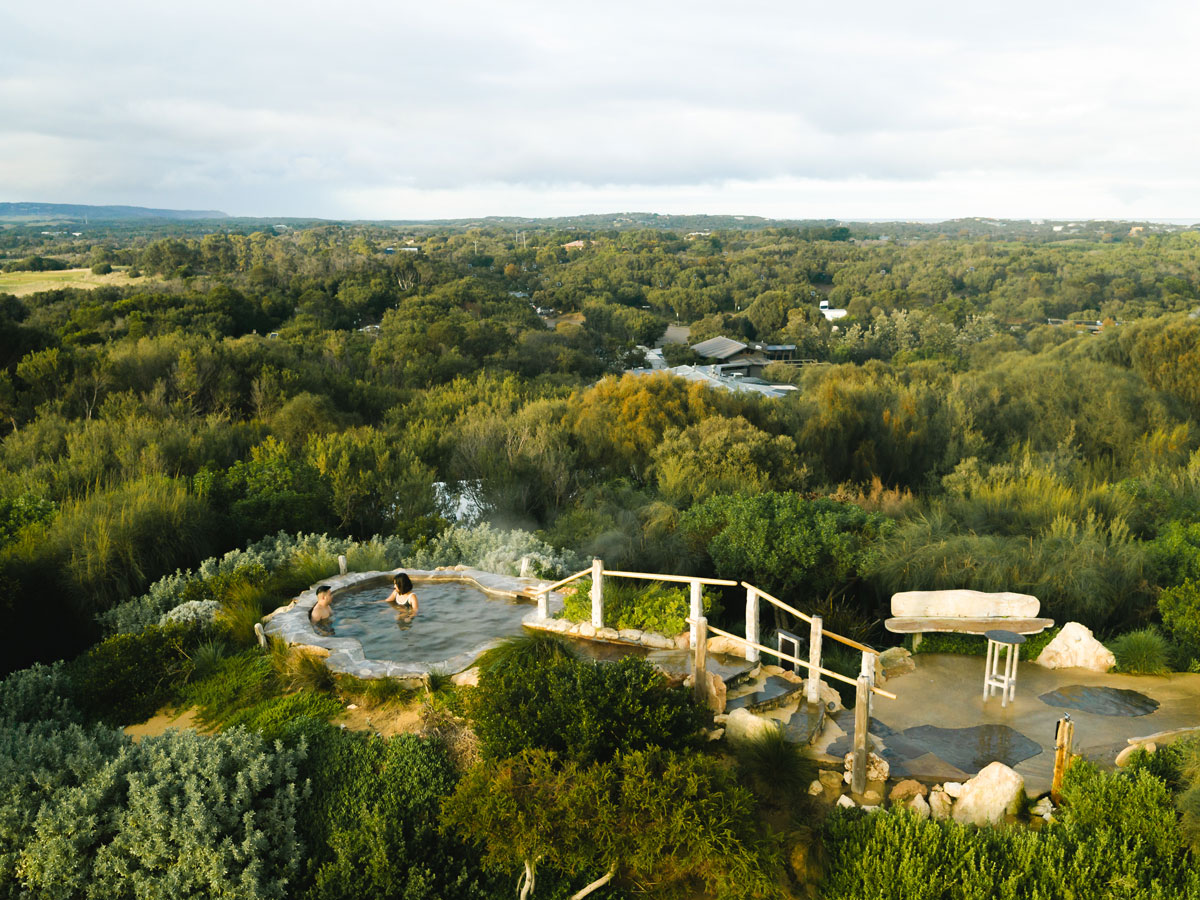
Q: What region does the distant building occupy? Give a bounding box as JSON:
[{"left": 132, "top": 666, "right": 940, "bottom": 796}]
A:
[
  {"left": 562, "top": 240, "right": 590, "bottom": 250},
  {"left": 625, "top": 361, "right": 797, "bottom": 398},
  {"left": 690, "top": 336, "right": 771, "bottom": 376},
  {"left": 818, "top": 300, "right": 848, "bottom": 321}
]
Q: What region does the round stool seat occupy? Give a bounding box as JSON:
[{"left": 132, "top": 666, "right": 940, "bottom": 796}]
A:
[{"left": 984, "top": 629, "right": 1026, "bottom": 645}]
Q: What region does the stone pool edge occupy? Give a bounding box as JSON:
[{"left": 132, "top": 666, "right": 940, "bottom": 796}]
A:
[{"left": 262, "top": 566, "right": 565, "bottom": 681}]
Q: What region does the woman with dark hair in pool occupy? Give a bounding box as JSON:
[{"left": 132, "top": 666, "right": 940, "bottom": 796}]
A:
[{"left": 383, "top": 572, "right": 419, "bottom": 614}]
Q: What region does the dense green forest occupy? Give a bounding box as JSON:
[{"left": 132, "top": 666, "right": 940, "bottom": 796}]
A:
[
  {"left": 3, "top": 218, "right": 1200, "bottom": 669},
  {"left": 3, "top": 217, "right": 1200, "bottom": 898}
]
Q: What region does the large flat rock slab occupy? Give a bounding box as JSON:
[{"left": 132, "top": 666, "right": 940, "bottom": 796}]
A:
[
  {"left": 646, "top": 650, "right": 757, "bottom": 687},
  {"left": 891, "top": 590, "right": 1041, "bottom": 618},
  {"left": 885, "top": 617, "right": 1054, "bottom": 635},
  {"left": 726, "top": 675, "right": 803, "bottom": 713},
  {"left": 1039, "top": 685, "right": 1159, "bottom": 717}
]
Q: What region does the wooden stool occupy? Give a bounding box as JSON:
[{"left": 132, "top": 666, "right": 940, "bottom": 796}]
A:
[{"left": 984, "top": 629, "right": 1025, "bottom": 708}]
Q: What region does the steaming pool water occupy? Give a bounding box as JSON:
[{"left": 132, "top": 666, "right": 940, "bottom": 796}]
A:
[{"left": 325, "top": 580, "right": 533, "bottom": 668}]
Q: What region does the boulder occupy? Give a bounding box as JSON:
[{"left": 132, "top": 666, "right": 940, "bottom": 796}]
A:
[
  {"left": 942, "top": 781, "right": 964, "bottom": 798},
  {"left": 889, "top": 779, "right": 928, "bottom": 803},
  {"left": 907, "top": 793, "right": 931, "bottom": 820},
  {"left": 578, "top": 622, "right": 596, "bottom": 638},
  {"left": 1035, "top": 622, "right": 1115, "bottom": 672},
  {"left": 891, "top": 589, "right": 1040, "bottom": 618},
  {"left": 723, "top": 708, "right": 780, "bottom": 745},
  {"left": 808, "top": 779, "right": 824, "bottom": 797},
  {"left": 450, "top": 667, "right": 479, "bottom": 687},
  {"left": 641, "top": 632, "right": 675, "bottom": 649},
  {"left": 703, "top": 669, "right": 727, "bottom": 713},
  {"left": 952, "top": 762, "right": 1025, "bottom": 826},
  {"left": 707, "top": 634, "right": 750, "bottom": 658},
  {"left": 836, "top": 794, "right": 856, "bottom": 809},
  {"left": 618, "top": 628, "right": 644, "bottom": 643},
  {"left": 674, "top": 632, "right": 691, "bottom": 649},
  {"left": 818, "top": 769, "right": 844, "bottom": 791},
  {"left": 805, "top": 678, "right": 845, "bottom": 713},
  {"left": 844, "top": 751, "right": 890, "bottom": 785},
  {"left": 929, "top": 788, "right": 953, "bottom": 821},
  {"left": 879, "top": 647, "right": 916, "bottom": 678},
  {"left": 862, "top": 788, "right": 884, "bottom": 805},
  {"left": 595, "top": 626, "right": 620, "bottom": 641},
  {"left": 762, "top": 664, "right": 786, "bottom": 676}
]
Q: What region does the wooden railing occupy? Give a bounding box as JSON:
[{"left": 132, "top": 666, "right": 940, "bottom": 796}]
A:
[{"left": 531, "top": 557, "right": 891, "bottom": 795}]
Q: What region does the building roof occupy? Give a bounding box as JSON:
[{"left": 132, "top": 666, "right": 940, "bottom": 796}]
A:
[
  {"left": 625, "top": 364, "right": 797, "bottom": 399},
  {"left": 691, "top": 336, "right": 749, "bottom": 359}
]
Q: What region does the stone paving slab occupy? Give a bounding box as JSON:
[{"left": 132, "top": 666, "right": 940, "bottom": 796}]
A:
[
  {"left": 861, "top": 653, "right": 1200, "bottom": 795},
  {"left": 725, "top": 675, "right": 804, "bottom": 713}
]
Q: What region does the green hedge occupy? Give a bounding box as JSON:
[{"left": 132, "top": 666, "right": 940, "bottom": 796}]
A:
[{"left": 910, "top": 627, "right": 1060, "bottom": 661}]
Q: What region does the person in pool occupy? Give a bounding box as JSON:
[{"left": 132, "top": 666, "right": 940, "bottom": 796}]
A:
[
  {"left": 383, "top": 573, "right": 419, "bottom": 614},
  {"left": 310, "top": 585, "right": 334, "bottom": 624}
]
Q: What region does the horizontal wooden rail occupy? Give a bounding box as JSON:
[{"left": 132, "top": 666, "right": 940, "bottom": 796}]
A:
[
  {"left": 700, "top": 621, "right": 895, "bottom": 699},
  {"left": 742, "top": 582, "right": 879, "bottom": 656},
  {"left": 536, "top": 568, "right": 592, "bottom": 594},
  {"left": 604, "top": 570, "right": 739, "bottom": 587}
]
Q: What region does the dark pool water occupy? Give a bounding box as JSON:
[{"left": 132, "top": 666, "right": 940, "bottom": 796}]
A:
[{"left": 329, "top": 581, "right": 532, "bottom": 666}]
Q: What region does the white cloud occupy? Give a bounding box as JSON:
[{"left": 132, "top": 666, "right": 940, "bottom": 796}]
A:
[{"left": 1, "top": 0, "right": 1199, "bottom": 217}]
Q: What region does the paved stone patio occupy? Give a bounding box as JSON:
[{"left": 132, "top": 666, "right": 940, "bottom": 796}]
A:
[{"left": 814, "top": 653, "right": 1200, "bottom": 795}]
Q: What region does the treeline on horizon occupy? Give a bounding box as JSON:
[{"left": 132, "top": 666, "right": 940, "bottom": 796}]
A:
[{"left": 1, "top": 220, "right": 1200, "bottom": 674}]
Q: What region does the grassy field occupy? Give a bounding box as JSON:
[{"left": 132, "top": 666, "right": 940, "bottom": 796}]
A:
[{"left": 0, "top": 266, "right": 156, "bottom": 297}]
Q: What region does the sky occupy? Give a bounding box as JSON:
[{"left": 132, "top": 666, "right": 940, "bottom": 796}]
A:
[{"left": 2, "top": 0, "right": 1199, "bottom": 220}]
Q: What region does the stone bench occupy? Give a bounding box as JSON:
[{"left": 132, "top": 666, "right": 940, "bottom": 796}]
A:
[{"left": 884, "top": 590, "right": 1054, "bottom": 649}]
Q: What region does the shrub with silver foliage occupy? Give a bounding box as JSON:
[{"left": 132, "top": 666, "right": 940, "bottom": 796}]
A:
[{"left": 160, "top": 600, "right": 222, "bottom": 628}]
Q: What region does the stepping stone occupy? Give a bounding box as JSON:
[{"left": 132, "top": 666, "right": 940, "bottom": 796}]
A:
[
  {"left": 1038, "top": 685, "right": 1160, "bottom": 717},
  {"left": 725, "top": 675, "right": 803, "bottom": 712},
  {"left": 782, "top": 701, "right": 826, "bottom": 746},
  {"left": 646, "top": 650, "right": 757, "bottom": 687},
  {"left": 900, "top": 724, "right": 1043, "bottom": 774}
]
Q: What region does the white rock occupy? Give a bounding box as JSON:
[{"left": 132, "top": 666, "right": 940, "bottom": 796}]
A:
[
  {"left": 596, "top": 627, "right": 620, "bottom": 641},
  {"left": 836, "top": 794, "right": 857, "bottom": 809},
  {"left": 618, "top": 628, "right": 644, "bottom": 643},
  {"left": 674, "top": 633, "right": 691, "bottom": 649},
  {"left": 1035, "top": 622, "right": 1115, "bottom": 672},
  {"left": 952, "top": 762, "right": 1025, "bottom": 826},
  {"left": 806, "top": 679, "right": 845, "bottom": 713},
  {"left": 891, "top": 589, "right": 1040, "bottom": 618},
  {"left": 723, "top": 708, "right": 781, "bottom": 745},
  {"left": 808, "top": 779, "right": 824, "bottom": 796},
  {"left": 567, "top": 622, "right": 582, "bottom": 634},
  {"left": 943, "top": 781, "right": 964, "bottom": 798},
  {"left": 450, "top": 667, "right": 480, "bottom": 687},
  {"left": 843, "top": 751, "right": 889, "bottom": 784},
  {"left": 908, "top": 793, "right": 931, "bottom": 820},
  {"left": 861, "top": 805, "right": 881, "bottom": 813},
  {"left": 578, "top": 622, "right": 596, "bottom": 638},
  {"left": 929, "top": 789, "right": 953, "bottom": 821},
  {"left": 641, "top": 632, "right": 675, "bottom": 649}
]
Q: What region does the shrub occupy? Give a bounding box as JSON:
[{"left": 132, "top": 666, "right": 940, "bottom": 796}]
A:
[
  {"left": 912, "top": 627, "right": 1060, "bottom": 661},
  {"left": 1159, "top": 578, "right": 1200, "bottom": 666},
  {"left": 444, "top": 748, "right": 781, "bottom": 900},
  {"left": 160, "top": 599, "right": 221, "bottom": 627},
  {"left": 0, "top": 662, "right": 81, "bottom": 726},
  {"left": 1110, "top": 627, "right": 1171, "bottom": 674},
  {"left": 560, "top": 576, "right": 718, "bottom": 635},
  {"left": 67, "top": 623, "right": 198, "bottom": 726},
  {"left": 819, "top": 760, "right": 1200, "bottom": 900},
  {"left": 223, "top": 691, "right": 342, "bottom": 741},
  {"left": 407, "top": 522, "right": 584, "bottom": 579},
  {"left": 14, "top": 727, "right": 304, "bottom": 900},
  {"left": 467, "top": 653, "right": 709, "bottom": 764},
  {"left": 296, "top": 722, "right": 500, "bottom": 900}
]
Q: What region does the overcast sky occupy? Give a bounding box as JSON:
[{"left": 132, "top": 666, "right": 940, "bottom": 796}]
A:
[{"left": 2, "top": 1, "right": 1198, "bottom": 220}]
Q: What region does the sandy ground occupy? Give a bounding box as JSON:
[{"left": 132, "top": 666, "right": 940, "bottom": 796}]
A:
[
  {"left": 124, "top": 697, "right": 429, "bottom": 742},
  {"left": 123, "top": 706, "right": 210, "bottom": 742},
  {"left": 333, "top": 701, "right": 425, "bottom": 736}
]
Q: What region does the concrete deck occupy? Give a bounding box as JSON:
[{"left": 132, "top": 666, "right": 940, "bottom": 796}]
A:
[{"left": 816, "top": 653, "right": 1200, "bottom": 796}]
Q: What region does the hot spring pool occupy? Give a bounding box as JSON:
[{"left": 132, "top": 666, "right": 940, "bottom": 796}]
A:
[{"left": 326, "top": 580, "right": 534, "bottom": 669}]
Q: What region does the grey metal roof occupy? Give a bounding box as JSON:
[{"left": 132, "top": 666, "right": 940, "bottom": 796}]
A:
[{"left": 691, "top": 336, "right": 748, "bottom": 359}]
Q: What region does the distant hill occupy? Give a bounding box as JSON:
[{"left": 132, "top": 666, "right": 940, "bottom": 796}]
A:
[{"left": 0, "top": 202, "right": 228, "bottom": 223}]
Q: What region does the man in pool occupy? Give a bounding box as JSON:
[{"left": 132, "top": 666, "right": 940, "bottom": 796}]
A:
[
  {"left": 383, "top": 573, "right": 419, "bottom": 614},
  {"left": 310, "top": 584, "right": 334, "bottom": 624}
]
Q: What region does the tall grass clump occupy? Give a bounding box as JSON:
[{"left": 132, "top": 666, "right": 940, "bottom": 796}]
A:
[
  {"left": 476, "top": 631, "right": 578, "bottom": 677},
  {"left": 734, "top": 727, "right": 817, "bottom": 804},
  {"left": 1110, "top": 627, "right": 1171, "bottom": 675},
  {"left": 290, "top": 546, "right": 340, "bottom": 587}
]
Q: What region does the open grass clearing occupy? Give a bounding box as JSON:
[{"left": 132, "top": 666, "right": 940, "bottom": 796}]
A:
[{"left": 0, "top": 265, "right": 157, "bottom": 296}]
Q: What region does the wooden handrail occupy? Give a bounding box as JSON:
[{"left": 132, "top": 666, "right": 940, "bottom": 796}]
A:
[
  {"left": 742, "top": 582, "right": 879, "bottom": 656},
  {"left": 535, "top": 568, "right": 592, "bottom": 594},
  {"left": 701, "top": 621, "right": 895, "bottom": 700},
  {"left": 603, "top": 570, "right": 739, "bottom": 587}
]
